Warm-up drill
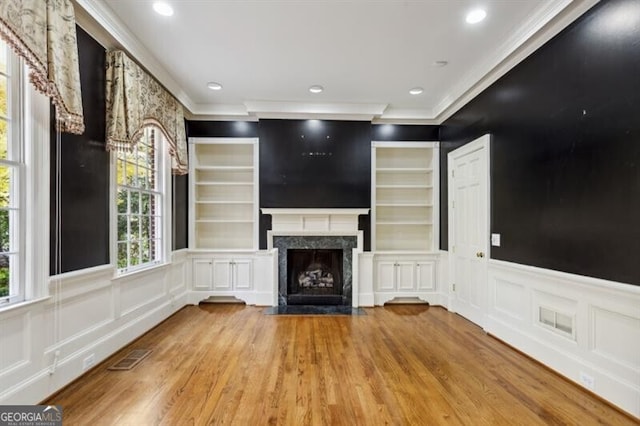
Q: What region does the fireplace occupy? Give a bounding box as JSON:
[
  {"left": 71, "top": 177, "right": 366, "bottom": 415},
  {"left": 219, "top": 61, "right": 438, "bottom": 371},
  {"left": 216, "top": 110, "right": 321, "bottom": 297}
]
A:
[
  {"left": 273, "top": 235, "right": 357, "bottom": 306},
  {"left": 262, "top": 208, "right": 368, "bottom": 307},
  {"left": 287, "top": 249, "right": 343, "bottom": 305}
]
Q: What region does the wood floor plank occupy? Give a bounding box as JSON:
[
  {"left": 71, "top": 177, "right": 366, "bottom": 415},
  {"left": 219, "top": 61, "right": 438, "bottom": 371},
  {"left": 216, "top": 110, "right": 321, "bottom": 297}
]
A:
[{"left": 45, "top": 304, "right": 638, "bottom": 425}]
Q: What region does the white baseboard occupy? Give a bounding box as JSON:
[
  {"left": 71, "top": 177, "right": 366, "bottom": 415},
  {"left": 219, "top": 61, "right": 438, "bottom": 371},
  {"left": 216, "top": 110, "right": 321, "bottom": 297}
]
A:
[{"left": 358, "top": 293, "right": 375, "bottom": 307}]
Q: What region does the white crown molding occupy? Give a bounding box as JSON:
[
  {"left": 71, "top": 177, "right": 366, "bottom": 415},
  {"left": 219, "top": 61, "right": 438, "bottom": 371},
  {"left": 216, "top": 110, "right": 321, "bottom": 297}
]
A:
[
  {"left": 378, "top": 107, "right": 436, "bottom": 121},
  {"left": 244, "top": 101, "right": 388, "bottom": 121},
  {"left": 372, "top": 117, "right": 440, "bottom": 126},
  {"left": 189, "top": 103, "right": 251, "bottom": 117},
  {"left": 433, "top": 0, "right": 601, "bottom": 123},
  {"left": 73, "top": 0, "right": 196, "bottom": 113}
]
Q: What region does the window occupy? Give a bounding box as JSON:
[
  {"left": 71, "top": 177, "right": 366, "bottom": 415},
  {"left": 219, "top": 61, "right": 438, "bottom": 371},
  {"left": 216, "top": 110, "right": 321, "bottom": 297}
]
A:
[
  {"left": 0, "top": 40, "right": 23, "bottom": 305},
  {"left": 116, "top": 127, "right": 165, "bottom": 273}
]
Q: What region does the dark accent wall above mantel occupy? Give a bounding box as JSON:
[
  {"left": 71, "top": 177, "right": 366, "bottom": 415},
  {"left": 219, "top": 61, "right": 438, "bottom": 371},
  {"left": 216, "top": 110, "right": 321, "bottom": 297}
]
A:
[{"left": 439, "top": 0, "right": 640, "bottom": 285}]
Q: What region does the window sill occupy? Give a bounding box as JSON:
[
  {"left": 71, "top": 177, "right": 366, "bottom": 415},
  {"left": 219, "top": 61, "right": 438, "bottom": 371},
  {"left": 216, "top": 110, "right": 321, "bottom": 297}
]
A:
[
  {"left": 113, "top": 262, "right": 170, "bottom": 282},
  {"left": 0, "top": 296, "right": 52, "bottom": 315}
]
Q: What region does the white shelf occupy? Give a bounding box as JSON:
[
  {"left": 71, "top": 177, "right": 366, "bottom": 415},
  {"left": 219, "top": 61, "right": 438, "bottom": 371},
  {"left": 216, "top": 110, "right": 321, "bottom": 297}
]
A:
[
  {"left": 195, "top": 181, "right": 253, "bottom": 186},
  {"left": 372, "top": 142, "right": 439, "bottom": 252},
  {"left": 195, "top": 201, "right": 253, "bottom": 205},
  {"left": 190, "top": 138, "right": 258, "bottom": 250},
  {"left": 377, "top": 167, "right": 433, "bottom": 172},
  {"left": 194, "top": 166, "right": 254, "bottom": 171},
  {"left": 376, "top": 203, "right": 433, "bottom": 207},
  {"left": 376, "top": 184, "right": 433, "bottom": 189},
  {"left": 377, "top": 221, "right": 433, "bottom": 226},
  {"left": 196, "top": 219, "right": 254, "bottom": 223}
]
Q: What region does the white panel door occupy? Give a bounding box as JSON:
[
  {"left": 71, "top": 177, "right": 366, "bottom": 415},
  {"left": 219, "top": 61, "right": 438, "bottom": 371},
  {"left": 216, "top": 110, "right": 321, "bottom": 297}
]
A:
[
  {"left": 377, "top": 262, "right": 397, "bottom": 291},
  {"left": 449, "top": 135, "right": 490, "bottom": 327},
  {"left": 396, "top": 262, "right": 415, "bottom": 291},
  {"left": 212, "top": 259, "right": 232, "bottom": 290},
  {"left": 192, "top": 259, "right": 213, "bottom": 290},
  {"left": 233, "top": 259, "right": 253, "bottom": 290}
]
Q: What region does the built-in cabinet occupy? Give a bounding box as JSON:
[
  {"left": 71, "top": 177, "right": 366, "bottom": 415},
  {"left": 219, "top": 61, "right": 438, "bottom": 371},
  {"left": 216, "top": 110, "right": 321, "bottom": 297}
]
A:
[
  {"left": 189, "top": 138, "right": 259, "bottom": 250},
  {"left": 376, "top": 259, "right": 435, "bottom": 292},
  {"left": 193, "top": 257, "right": 253, "bottom": 291},
  {"left": 188, "top": 138, "right": 263, "bottom": 304},
  {"left": 370, "top": 141, "right": 440, "bottom": 304}
]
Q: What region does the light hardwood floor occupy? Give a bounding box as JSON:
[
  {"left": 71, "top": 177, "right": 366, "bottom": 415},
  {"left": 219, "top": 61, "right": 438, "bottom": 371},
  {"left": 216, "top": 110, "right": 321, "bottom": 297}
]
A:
[{"left": 46, "top": 304, "right": 637, "bottom": 425}]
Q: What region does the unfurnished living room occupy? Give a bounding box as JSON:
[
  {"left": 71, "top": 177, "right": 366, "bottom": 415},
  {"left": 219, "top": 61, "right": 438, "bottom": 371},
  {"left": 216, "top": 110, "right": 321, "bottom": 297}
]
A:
[{"left": 0, "top": 0, "right": 638, "bottom": 424}]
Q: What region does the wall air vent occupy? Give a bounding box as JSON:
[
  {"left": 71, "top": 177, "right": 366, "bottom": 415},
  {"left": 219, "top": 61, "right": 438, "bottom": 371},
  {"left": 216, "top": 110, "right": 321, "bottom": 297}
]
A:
[{"left": 538, "top": 306, "right": 575, "bottom": 339}]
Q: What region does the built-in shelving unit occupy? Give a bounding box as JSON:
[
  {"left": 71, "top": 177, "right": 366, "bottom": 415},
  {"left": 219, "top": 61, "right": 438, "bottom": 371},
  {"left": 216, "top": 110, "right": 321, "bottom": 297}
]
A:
[
  {"left": 189, "top": 138, "right": 258, "bottom": 250},
  {"left": 372, "top": 141, "right": 439, "bottom": 252}
]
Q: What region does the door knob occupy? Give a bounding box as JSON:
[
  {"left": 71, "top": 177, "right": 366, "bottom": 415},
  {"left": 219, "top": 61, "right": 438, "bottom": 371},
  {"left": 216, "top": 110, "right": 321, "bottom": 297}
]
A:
[{"left": 476, "top": 252, "right": 485, "bottom": 258}]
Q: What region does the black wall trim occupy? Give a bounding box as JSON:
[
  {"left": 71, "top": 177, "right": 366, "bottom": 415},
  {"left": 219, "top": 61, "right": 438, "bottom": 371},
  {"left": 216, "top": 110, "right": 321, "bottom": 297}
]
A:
[
  {"left": 372, "top": 124, "right": 439, "bottom": 141},
  {"left": 186, "top": 120, "right": 258, "bottom": 138},
  {"left": 173, "top": 174, "right": 188, "bottom": 250},
  {"left": 440, "top": 0, "right": 640, "bottom": 285}
]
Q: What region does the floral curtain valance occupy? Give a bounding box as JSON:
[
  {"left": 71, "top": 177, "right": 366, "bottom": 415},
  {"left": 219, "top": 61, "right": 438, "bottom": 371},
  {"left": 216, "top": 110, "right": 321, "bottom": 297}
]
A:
[
  {"left": 0, "top": 0, "right": 85, "bottom": 134},
  {"left": 105, "top": 50, "right": 188, "bottom": 175}
]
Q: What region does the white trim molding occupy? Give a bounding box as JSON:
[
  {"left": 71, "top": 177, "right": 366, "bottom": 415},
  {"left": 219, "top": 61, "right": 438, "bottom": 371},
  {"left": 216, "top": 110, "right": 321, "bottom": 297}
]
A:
[
  {"left": 485, "top": 259, "right": 640, "bottom": 418},
  {"left": 0, "top": 251, "right": 189, "bottom": 405}
]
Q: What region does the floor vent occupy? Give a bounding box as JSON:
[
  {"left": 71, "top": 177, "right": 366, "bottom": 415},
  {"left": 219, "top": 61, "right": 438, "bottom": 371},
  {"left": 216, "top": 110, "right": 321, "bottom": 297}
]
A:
[
  {"left": 539, "top": 306, "right": 574, "bottom": 338},
  {"left": 108, "top": 349, "right": 152, "bottom": 371}
]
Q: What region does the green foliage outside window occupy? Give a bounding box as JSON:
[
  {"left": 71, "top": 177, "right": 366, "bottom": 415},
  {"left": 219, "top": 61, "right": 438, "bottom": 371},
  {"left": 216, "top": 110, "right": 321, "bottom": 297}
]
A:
[{"left": 116, "top": 131, "right": 159, "bottom": 271}]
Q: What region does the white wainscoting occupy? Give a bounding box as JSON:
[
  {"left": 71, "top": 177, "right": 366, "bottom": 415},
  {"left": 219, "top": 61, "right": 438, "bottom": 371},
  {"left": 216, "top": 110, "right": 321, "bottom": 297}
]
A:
[
  {"left": 0, "top": 250, "right": 189, "bottom": 404},
  {"left": 486, "top": 259, "right": 640, "bottom": 418}
]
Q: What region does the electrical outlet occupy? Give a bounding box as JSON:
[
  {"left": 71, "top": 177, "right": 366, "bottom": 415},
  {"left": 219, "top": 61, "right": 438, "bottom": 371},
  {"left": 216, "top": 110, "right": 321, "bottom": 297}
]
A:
[
  {"left": 579, "top": 371, "right": 595, "bottom": 390},
  {"left": 83, "top": 354, "right": 96, "bottom": 371}
]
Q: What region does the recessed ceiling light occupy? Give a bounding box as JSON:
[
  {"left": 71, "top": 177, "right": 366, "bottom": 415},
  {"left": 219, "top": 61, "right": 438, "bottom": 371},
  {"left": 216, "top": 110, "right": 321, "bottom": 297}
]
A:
[
  {"left": 433, "top": 60, "right": 449, "bottom": 67},
  {"left": 207, "top": 82, "right": 222, "bottom": 91},
  {"left": 409, "top": 87, "right": 424, "bottom": 95},
  {"left": 466, "top": 8, "right": 487, "bottom": 24},
  {"left": 309, "top": 85, "right": 324, "bottom": 94},
  {"left": 153, "top": 2, "right": 174, "bottom": 17}
]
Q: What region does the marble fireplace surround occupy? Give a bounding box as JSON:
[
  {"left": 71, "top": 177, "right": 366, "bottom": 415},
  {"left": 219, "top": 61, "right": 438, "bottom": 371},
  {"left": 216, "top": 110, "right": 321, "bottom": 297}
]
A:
[{"left": 262, "top": 209, "right": 368, "bottom": 307}]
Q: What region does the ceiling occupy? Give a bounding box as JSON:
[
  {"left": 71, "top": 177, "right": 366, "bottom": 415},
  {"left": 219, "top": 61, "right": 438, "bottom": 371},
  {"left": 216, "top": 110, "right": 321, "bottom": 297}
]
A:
[{"left": 76, "top": 0, "right": 596, "bottom": 122}]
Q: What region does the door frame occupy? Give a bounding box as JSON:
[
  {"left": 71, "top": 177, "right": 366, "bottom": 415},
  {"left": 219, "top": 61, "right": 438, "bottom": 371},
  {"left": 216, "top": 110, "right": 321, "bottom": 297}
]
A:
[{"left": 447, "top": 134, "right": 491, "bottom": 327}]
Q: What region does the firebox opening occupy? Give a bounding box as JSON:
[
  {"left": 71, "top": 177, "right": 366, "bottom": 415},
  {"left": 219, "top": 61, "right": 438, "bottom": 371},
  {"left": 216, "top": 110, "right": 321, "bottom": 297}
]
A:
[{"left": 287, "top": 249, "right": 343, "bottom": 305}]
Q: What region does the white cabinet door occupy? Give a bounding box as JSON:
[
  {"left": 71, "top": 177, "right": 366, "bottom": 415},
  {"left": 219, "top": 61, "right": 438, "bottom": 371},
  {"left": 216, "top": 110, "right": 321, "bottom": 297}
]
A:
[
  {"left": 377, "top": 261, "right": 396, "bottom": 291},
  {"left": 396, "top": 262, "right": 415, "bottom": 291},
  {"left": 212, "top": 259, "right": 232, "bottom": 290},
  {"left": 193, "top": 259, "right": 213, "bottom": 290},
  {"left": 416, "top": 262, "right": 435, "bottom": 291},
  {"left": 233, "top": 259, "right": 253, "bottom": 290}
]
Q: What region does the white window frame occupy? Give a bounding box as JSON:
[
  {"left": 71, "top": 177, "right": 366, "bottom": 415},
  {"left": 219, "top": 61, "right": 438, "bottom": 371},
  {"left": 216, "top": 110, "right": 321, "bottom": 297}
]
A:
[
  {"left": 0, "top": 41, "right": 50, "bottom": 310},
  {"left": 111, "top": 127, "right": 171, "bottom": 276}
]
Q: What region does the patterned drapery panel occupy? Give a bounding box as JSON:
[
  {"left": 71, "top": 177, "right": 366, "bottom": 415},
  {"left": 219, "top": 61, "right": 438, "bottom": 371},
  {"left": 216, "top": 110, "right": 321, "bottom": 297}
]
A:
[
  {"left": 0, "top": 0, "right": 84, "bottom": 134},
  {"left": 105, "top": 50, "right": 188, "bottom": 175}
]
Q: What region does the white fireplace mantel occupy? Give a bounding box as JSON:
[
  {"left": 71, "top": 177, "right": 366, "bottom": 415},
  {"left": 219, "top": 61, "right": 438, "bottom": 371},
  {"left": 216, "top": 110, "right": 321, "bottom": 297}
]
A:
[{"left": 261, "top": 208, "right": 369, "bottom": 239}]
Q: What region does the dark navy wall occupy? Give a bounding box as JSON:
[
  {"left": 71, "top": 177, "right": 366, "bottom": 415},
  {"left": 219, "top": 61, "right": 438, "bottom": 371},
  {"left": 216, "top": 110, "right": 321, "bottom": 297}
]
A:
[
  {"left": 259, "top": 119, "right": 371, "bottom": 208},
  {"left": 186, "top": 120, "right": 258, "bottom": 138},
  {"left": 173, "top": 174, "right": 188, "bottom": 250},
  {"left": 50, "top": 27, "right": 109, "bottom": 274},
  {"left": 372, "top": 124, "right": 439, "bottom": 141},
  {"left": 439, "top": 0, "right": 640, "bottom": 285}
]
